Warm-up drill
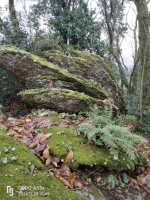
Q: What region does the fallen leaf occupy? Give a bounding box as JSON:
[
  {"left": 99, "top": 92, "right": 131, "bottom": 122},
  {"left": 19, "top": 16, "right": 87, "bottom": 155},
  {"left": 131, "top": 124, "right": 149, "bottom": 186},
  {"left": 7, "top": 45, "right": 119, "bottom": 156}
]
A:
[
  {"left": 61, "top": 150, "right": 73, "bottom": 168},
  {"left": 68, "top": 172, "right": 76, "bottom": 183},
  {"left": 45, "top": 157, "right": 51, "bottom": 167},
  {"left": 43, "top": 147, "right": 50, "bottom": 159},
  {"left": 29, "top": 141, "right": 39, "bottom": 148},
  {"left": 55, "top": 173, "right": 72, "bottom": 189},
  {"left": 58, "top": 165, "right": 71, "bottom": 177},
  {"left": 9, "top": 130, "right": 18, "bottom": 136},
  {"left": 35, "top": 143, "right": 47, "bottom": 156},
  {"left": 73, "top": 177, "right": 83, "bottom": 188},
  {"left": 33, "top": 132, "right": 44, "bottom": 142},
  {"left": 13, "top": 134, "right": 23, "bottom": 139},
  {"left": 50, "top": 156, "right": 60, "bottom": 167},
  {"left": 137, "top": 175, "right": 146, "bottom": 186},
  {"left": 39, "top": 133, "right": 52, "bottom": 144},
  {"left": 58, "top": 122, "right": 69, "bottom": 128},
  {"left": 37, "top": 110, "right": 49, "bottom": 117}
]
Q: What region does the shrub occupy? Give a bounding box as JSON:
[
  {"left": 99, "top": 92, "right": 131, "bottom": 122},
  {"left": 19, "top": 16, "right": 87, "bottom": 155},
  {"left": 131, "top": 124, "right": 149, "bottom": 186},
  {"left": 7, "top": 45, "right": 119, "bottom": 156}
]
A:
[{"left": 0, "top": 68, "right": 19, "bottom": 104}]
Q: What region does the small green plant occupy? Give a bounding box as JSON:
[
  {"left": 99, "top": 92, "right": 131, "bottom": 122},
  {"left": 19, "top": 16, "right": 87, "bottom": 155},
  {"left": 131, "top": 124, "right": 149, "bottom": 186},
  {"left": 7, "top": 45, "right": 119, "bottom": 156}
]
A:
[
  {"left": 1, "top": 146, "right": 17, "bottom": 164},
  {"left": 1, "top": 157, "right": 8, "bottom": 164},
  {"left": 64, "top": 142, "right": 73, "bottom": 151},
  {"left": 107, "top": 174, "right": 118, "bottom": 188},
  {"left": 31, "top": 108, "right": 45, "bottom": 115},
  {"left": 57, "top": 130, "right": 64, "bottom": 135},
  {"left": 0, "top": 125, "right": 7, "bottom": 130},
  {"left": 78, "top": 105, "right": 148, "bottom": 160},
  {"left": 120, "top": 172, "right": 129, "bottom": 184}
]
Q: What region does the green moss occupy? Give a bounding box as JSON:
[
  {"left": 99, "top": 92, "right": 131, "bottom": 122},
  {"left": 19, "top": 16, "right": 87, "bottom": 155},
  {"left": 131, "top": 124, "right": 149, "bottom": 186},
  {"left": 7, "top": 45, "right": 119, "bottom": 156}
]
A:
[
  {"left": 0, "top": 129, "right": 87, "bottom": 200},
  {"left": 89, "top": 184, "right": 104, "bottom": 200},
  {"left": 0, "top": 45, "right": 27, "bottom": 54},
  {"left": 43, "top": 116, "right": 135, "bottom": 171}
]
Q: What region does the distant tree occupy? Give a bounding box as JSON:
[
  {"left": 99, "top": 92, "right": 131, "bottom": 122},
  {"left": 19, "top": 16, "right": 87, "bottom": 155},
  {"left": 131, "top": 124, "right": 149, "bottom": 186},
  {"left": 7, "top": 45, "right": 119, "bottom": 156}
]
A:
[
  {"left": 97, "top": 0, "right": 128, "bottom": 87},
  {"left": 9, "top": 0, "right": 21, "bottom": 45},
  {"left": 32, "top": 0, "right": 106, "bottom": 55}
]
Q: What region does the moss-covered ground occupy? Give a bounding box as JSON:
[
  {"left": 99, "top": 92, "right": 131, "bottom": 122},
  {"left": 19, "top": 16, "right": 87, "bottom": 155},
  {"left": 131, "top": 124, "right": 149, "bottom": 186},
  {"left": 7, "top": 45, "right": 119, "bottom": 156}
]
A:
[
  {"left": 44, "top": 116, "right": 134, "bottom": 171},
  {"left": 0, "top": 129, "right": 87, "bottom": 200}
]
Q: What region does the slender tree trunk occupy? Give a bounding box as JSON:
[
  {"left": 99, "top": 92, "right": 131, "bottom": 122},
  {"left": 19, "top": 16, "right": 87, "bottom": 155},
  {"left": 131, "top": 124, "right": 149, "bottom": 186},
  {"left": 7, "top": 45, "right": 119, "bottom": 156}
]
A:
[{"left": 9, "top": 0, "right": 20, "bottom": 45}]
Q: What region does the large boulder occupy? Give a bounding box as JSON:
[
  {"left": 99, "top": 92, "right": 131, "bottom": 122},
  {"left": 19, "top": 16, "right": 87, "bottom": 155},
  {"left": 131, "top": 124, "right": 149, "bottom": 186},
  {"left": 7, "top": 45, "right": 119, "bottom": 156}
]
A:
[
  {"left": 39, "top": 50, "right": 126, "bottom": 112},
  {"left": 0, "top": 45, "right": 126, "bottom": 113}
]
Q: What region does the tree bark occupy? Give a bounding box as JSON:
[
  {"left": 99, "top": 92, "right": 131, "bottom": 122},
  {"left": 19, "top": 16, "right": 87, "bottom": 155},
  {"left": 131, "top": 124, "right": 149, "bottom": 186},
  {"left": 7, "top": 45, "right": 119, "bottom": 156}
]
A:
[
  {"left": 9, "top": 0, "right": 21, "bottom": 45},
  {"left": 130, "top": 0, "right": 150, "bottom": 125}
]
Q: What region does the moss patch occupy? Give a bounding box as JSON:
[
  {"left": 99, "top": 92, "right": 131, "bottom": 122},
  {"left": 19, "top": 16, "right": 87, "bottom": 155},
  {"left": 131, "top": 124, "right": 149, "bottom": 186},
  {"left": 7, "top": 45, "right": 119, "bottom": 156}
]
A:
[
  {"left": 43, "top": 115, "right": 135, "bottom": 171},
  {"left": 0, "top": 129, "right": 87, "bottom": 200}
]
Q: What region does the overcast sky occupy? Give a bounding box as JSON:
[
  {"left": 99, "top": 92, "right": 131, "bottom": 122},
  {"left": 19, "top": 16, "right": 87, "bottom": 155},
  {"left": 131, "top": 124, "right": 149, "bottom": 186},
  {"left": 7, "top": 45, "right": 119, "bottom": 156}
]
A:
[{"left": 0, "top": 0, "right": 143, "bottom": 68}]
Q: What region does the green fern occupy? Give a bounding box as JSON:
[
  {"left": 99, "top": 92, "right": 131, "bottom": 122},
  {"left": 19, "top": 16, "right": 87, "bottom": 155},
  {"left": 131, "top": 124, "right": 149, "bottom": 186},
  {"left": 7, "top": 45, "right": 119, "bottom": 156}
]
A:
[{"left": 78, "top": 105, "right": 147, "bottom": 160}]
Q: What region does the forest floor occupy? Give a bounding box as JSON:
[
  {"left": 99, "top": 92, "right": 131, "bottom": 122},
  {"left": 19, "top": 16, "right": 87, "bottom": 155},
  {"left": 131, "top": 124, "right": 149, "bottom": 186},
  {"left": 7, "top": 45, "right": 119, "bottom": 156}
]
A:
[{"left": 1, "top": 99, "right": 150, "bottom": 200}]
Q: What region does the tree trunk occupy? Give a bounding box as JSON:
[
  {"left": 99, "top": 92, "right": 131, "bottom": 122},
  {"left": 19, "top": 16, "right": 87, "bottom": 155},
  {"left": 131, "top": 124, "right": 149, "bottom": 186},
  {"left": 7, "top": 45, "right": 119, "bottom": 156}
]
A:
[
  {"left": 130, "top": 0, "right": 150, "bottom": 127},
  {"left": 9, "top": 0, "right": 21, "bottom": 45}
]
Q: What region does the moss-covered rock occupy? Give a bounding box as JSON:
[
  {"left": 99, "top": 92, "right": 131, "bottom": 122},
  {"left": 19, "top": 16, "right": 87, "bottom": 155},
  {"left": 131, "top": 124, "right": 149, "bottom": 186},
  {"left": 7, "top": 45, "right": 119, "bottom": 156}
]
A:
[
  {"left": 0, "top": 45, "right": 108, "bottom": 100},
  {"left": 0, "top": 45, "right": 126, "bottom": 113},
  {"left": 19, "top": 88, "right": 105, "bottom": 113},
  {"left": 43, "top": 115, "right": 135, "bottom": 171},
  {"left": 39, "top": 50, "right": 126, "bottom": 113},
  {"left": 0, "top": 129, "right": 88, "bottom": 200}
]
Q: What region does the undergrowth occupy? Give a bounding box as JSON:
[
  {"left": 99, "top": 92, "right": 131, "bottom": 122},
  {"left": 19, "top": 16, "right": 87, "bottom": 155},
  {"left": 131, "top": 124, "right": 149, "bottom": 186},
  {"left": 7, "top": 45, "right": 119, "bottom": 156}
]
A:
[{"left": 78, "top": 105, "right": 147, "bottom": 161}]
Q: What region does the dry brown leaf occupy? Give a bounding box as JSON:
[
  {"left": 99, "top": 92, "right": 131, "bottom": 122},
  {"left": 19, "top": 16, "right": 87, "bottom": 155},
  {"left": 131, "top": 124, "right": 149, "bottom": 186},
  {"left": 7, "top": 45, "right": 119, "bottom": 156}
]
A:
[
  {"left": 37, "top": 110, "right": 49, "bottom": 117},
  {"left": 45, "top": 157, "right": 51, "bottom": 167},
  {"left": 61, "top": 113, "right": 66, "bottom": 118},
  {"left": 124, "top": 188, "right": 129, "bottom": 194},
  {"left": 137, "top": 175, "right": 146, "bottom": 186},
  {"left": 33, "top": 132, "right": 44, "bottom": 142},
  {"left": 39, "top": 156, "right": 46, "bottom": 163},
  {"left": 62, "top": 118, "right": 73, "bottom": 124},
  {"left": 50, "top": 156, "right": 60, "bottom": 167},
  {"left": 25, "top": 132, "right": 33, "bottom": 138},
  {"left": 24, "top": 122, "right": 34, "bottom": 130},
  {"left": 61, "top": 150, "right": 73, "bottom": 168},
  {"left": 43, "top": 147, "right": 50, "bottom": 159},
  {"left": 20, "top": 138, "right": 31, "bottom": 146},
  {"left": 39, "top": 133, "right": 52, "bottom": 144},
  {"left": 57, "top": 165, "right": 71, "bottom": 177},
  {"left": 68, "top": 172, "right": 76, "bottom": 183},
  {"left": 35, "top": 143, "right": 47, "bottom": 156},
  {"left": 73, "top": 177, "right": 83, "bottom": 188},
  {"left": 55, "top": 173, "right": 72, "bottom": 189},
  {"left": 25, "top": 118, "right": 32, "bottom": 123},
  {"left": 29, "top": 141, "right": 39, "bottom": 148},
  {"left": 134, "top": 185, "right": 141, "bottom": 191},
  {"left": 13, "top": 134, "right": 23, "bottom": 139},
  {"left": 78, "top": 117, "right": 84, "bottom": 122},
  {"left": 58, "top": 122, "right": 69, "bottom": 128},
  {"left": 9, "top": 130, "right": 18, "bottom": 136}
]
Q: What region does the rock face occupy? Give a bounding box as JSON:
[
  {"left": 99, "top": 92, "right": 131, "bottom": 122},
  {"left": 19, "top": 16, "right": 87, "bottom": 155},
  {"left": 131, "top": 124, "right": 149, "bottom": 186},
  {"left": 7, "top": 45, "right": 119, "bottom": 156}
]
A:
[
  {"left": 39, "top": 50, "right": 126, "bottom": 111},
  {"left": 19, "top": 88, "right": 104, "bottom": 113},
  {"left": 0, "top": 45, "right": 126, "bottom": 113}
]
